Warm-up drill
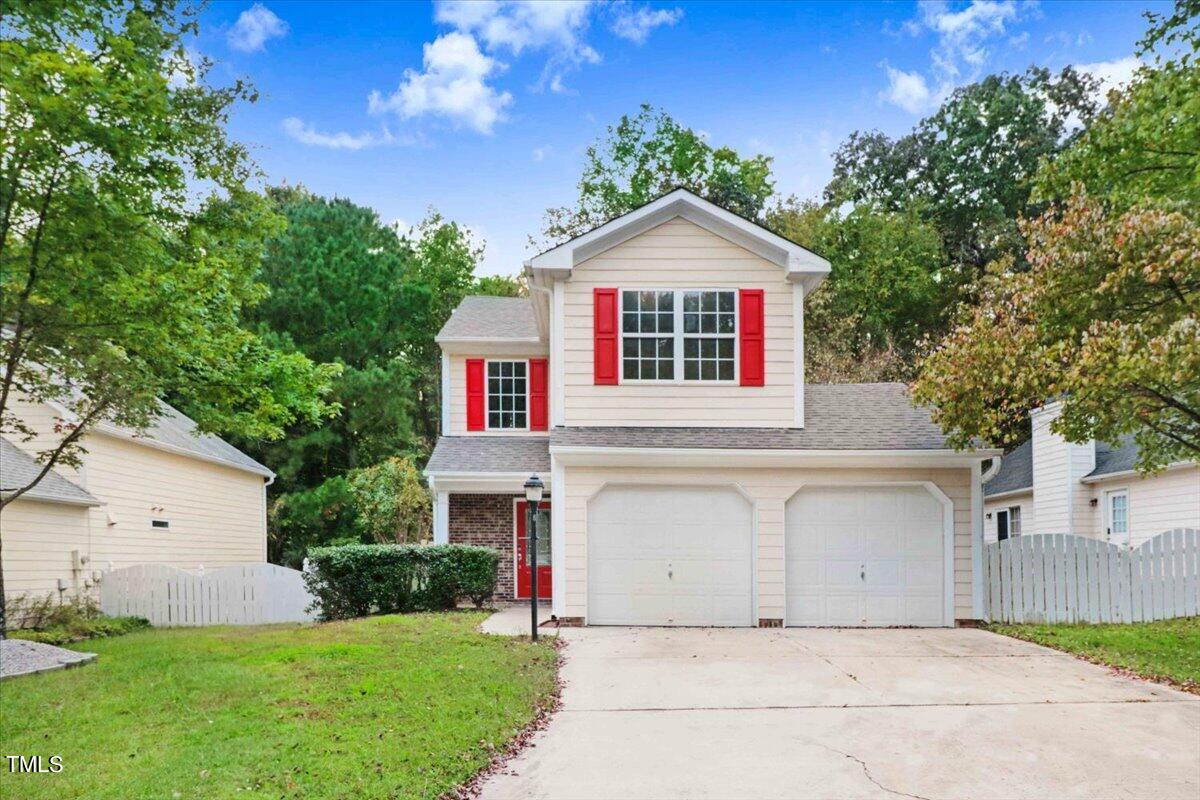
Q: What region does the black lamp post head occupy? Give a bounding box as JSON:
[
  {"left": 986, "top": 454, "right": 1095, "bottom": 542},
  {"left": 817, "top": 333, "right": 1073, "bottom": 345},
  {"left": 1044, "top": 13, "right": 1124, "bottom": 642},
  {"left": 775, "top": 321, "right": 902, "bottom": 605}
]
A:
[{"left": 524, "top": 474, "right": 544, "bottom": 503}]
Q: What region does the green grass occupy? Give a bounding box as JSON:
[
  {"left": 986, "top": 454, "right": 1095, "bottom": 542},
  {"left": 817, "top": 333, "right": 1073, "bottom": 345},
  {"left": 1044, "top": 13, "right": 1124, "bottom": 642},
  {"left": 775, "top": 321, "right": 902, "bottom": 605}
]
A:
[
  {"left": 0, "top": 612, "right": 558, "bottom": 799},
  {"left": 988, "top": 616, "right": 1200, "bottom": 692}
]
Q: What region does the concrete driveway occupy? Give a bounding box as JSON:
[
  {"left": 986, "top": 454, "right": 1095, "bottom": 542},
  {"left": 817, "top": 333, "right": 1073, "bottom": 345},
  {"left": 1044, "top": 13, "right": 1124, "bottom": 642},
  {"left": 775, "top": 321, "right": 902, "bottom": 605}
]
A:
[{"left": 480, "top": 627, "right": 1199, "bottom": 800}]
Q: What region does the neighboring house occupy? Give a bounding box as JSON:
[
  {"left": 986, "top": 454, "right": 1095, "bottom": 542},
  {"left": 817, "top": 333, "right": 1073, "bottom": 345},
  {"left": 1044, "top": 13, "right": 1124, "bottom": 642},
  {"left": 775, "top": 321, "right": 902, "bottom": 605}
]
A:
[
  {"left": 984, "top": 401, "right": 1199, "bottom": 547},
  {"left": 425, "top": 189, "right": 999, "bottom": 628},
  {"left": 1, "top": 394, "right": 274, "bottom": 603}
]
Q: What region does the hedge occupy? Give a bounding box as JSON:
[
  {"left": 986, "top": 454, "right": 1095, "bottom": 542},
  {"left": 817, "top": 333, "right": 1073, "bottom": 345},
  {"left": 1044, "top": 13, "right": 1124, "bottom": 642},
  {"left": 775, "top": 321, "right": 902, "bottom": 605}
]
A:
[{"left": 304, "top": 543, "right": 500, "bottom": 620}]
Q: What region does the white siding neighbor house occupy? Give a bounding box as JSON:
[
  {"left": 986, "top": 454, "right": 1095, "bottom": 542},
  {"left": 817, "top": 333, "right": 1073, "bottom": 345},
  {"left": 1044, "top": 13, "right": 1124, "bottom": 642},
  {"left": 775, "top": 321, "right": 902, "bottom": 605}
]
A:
[
  {"left": 984, "top": 401, "right": 1199, "bottom": 547},
  {"left": 1, "top": 395, "right": 273, "bottom": 604},
  {"left": 425, "top": 189, "right": 1001, "bottom": 627}
]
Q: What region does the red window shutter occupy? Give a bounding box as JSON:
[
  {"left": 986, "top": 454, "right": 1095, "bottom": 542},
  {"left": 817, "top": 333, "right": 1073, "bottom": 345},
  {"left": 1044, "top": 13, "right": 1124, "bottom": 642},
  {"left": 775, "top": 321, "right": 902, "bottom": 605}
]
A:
[
  {"left": 466, "top": 358, "right": 485, "bottom": 431},
  {"left": 593, "top": 288, "right": 619, "bottom": 385},
  {"left": 739, "top": 289, "right": 765, "bottom": 386},
  {"left": 529, "top": 358, "right": 548, "bottom": 431}
]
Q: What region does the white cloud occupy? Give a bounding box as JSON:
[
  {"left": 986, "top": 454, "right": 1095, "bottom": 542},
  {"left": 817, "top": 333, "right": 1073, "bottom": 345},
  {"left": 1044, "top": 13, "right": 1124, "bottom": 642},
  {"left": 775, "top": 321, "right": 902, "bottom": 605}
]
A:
[
  {"left": 368, "top": 32, "right": 513, "bottom": 134},
  {"left": 1076, "top": 55, "right": 1142, "bottom": 96},
  {"left": 227, "top": 3, "right": 288, "bottom": 53},
  {"left": 532, "top": 145, "right": 551, "bottom": 161},
  {"left": 282, "top": 118, "right": 396, "bottom": 150},
  {"left": 880, "top": 66, "right": 943, "bottom": 114},
  {"left": 610, "top": 3, "right": 683, "bottom": 44},
  {"left": 880, "top": 1, "right": 1035, "bottom": 113}
]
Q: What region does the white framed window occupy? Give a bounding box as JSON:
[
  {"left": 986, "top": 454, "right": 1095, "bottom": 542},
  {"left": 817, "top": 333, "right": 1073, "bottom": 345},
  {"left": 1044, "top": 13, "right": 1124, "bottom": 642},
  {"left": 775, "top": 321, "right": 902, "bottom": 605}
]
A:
[
  {"left": 620, "top": 289, "right": 738, "bottom": 383},
  {"left": 486, "top": 360, "right": 528, "bottom": 430},
  {"left": 1105, "top": 489, "right": 1130, "bottom": 546},
  {"left": 1008, "top": 505, "right": 1022, "bottom": 537}
]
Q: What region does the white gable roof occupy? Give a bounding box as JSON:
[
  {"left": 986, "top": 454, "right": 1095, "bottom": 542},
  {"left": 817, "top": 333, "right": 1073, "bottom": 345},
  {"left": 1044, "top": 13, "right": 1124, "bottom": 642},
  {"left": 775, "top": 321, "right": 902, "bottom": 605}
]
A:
[{"left": 526, "top": 188, "right": 830, "bottom": 292}]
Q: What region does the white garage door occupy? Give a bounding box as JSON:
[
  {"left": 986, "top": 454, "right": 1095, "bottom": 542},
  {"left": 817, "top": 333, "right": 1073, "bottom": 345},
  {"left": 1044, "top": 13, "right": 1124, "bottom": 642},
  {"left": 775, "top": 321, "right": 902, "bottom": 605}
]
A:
[
  {"left": 786, "top": 486, "right": 947, "bottom": 627},
  {"left": 588, "top": 486, "right": 753, "bottom": 626}
]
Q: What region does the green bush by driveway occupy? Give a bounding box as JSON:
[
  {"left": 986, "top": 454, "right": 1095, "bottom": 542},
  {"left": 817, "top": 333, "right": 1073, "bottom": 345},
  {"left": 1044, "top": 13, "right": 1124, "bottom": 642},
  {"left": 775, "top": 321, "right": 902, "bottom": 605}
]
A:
[
  {"left": 988, "top": 616, "right": 1200, "bottom": 693},
  {"left": 305, "top": 543, "right": 500, "bottom": 619},
  {"left": 0, "top": 612, "right": 557, "bottom": 799}
]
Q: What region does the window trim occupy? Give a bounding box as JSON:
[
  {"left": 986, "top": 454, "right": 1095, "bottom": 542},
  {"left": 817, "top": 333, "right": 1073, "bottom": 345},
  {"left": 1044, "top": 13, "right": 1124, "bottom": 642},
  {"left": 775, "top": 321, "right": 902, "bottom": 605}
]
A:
[
  {"left": 617, "top": 287, "right": 740, "bottom": 385},
  {"left": 484, "top": 358, "right": 530, "bottom": 432},
  {"left": 1007, "top": 505, "right": 1021, "bottom": 537}
]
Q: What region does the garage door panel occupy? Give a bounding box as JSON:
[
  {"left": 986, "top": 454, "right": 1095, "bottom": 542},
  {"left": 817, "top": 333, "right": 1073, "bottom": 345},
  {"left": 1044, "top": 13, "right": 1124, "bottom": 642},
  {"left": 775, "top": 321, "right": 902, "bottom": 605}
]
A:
[
  {"left": 786, "top": 486, "right": 947, "bottom": 627},
  {"left": 588, "top": 486, "right": 753, "bottom": 627}
]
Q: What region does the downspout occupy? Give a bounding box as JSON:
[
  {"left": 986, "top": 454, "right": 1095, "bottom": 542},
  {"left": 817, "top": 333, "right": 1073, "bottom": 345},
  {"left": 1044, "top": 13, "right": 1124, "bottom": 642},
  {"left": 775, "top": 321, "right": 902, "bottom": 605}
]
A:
[{"left": 972, "top": 454, "right": 1001, "bottom": 621}]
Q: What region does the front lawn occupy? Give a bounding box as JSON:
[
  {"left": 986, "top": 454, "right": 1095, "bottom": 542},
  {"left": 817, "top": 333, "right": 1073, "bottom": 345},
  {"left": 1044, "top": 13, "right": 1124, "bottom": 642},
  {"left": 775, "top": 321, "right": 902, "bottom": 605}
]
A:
[
  {"left": 0, "top": 612, "right": 557, "bottom": 799},
  {"left": 988, "top": 616, "right": 1200, "bottom": 693}
]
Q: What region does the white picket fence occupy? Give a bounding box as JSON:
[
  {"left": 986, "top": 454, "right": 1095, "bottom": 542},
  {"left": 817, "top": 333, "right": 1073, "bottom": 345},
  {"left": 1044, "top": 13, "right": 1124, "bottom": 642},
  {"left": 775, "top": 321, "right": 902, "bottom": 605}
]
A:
[
  {"left": 984, "top": 529, "right": 1200, "bottom": 624},
  {"left": 100, "top": 563, "right": 317, "bottom": 626}
]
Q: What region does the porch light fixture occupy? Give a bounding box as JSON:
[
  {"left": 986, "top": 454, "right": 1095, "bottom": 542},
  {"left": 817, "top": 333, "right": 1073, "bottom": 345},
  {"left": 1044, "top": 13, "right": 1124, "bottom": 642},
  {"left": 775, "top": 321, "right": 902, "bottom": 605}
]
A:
[{"left": 524, "top": 474, "right": 545, "bottom": 641}]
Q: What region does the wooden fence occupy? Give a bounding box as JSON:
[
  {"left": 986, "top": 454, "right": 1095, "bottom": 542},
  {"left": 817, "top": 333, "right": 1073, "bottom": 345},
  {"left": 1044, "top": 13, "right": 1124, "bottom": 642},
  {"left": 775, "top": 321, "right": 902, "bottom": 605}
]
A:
[
  {"left": 984, "top": 529, "right": 1199, "bottom": 624},
  {"left": 100, "top": 563, "right": 317, "bottom": 626}
]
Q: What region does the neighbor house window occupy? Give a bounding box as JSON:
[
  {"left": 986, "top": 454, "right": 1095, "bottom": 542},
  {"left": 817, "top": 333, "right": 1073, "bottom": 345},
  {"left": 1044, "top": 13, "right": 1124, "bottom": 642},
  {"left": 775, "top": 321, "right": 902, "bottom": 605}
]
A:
[
  {"left": 1008, "top": 506, "right": 1021, "bottom": 536},
  {"left": 621, "top": 289, "right": 736, "bottom": 382},
  {"left": 487, "top": 360, "right": 527, "bottom": 429}
]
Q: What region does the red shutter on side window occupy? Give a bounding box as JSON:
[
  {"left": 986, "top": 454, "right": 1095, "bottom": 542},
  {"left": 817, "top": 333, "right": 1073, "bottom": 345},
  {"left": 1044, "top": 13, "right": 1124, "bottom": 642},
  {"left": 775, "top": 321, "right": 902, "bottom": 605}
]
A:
[
  {"left": 739, "top": 289, "right": 765, "bottom": 386},
  {"left": 466, "top": 358, "right": 485, "bottom": 431},
  {"left": 593, "top": 288, "right": 619, "bottom": 385},
  {"left": 529, "top": 358, "right": 548, "bottom": 430}
]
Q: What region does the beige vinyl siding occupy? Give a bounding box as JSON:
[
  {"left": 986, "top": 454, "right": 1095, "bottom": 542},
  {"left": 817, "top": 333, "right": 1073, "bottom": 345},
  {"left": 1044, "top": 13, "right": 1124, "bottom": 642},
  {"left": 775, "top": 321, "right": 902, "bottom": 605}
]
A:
[
  {"left": 6, "top": 395, "right": 83, "bottom": 482},
  {"left": 983, "top": 492, "right": 1034, "bottom": 543},
  {"left": 446, "top": 353, "right": 552, "bottom": 436},
  {"left": 561, "top": 218, "right": 796, "bottom": 427},
  {"left": 1032, "top": 410, "right": 1070, "bottom": 534},
  {"left": 4, "top": 399, "right": 267, "bottom": 601},
  {"left": 560, "top": 465, "right": 974, "bottom": 622},
  {"left": 78, "top": 433, "right": 266, "bottom": 568},
  {"left": 1, "top": 499, "right": 93, "bottom": 599},
  {"left": 1086, "top": 466, "right": 1200, "bottom": 547}
]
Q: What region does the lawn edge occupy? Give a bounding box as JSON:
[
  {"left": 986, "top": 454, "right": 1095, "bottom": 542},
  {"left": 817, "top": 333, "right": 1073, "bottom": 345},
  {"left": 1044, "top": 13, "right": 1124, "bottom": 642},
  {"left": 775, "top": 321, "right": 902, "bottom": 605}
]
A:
[
  {"left": 441, "top": 636, "right": 566, "bottom": 800},
  {"left": 984, "top": 624, "right": 1200, "bottom": 696}
]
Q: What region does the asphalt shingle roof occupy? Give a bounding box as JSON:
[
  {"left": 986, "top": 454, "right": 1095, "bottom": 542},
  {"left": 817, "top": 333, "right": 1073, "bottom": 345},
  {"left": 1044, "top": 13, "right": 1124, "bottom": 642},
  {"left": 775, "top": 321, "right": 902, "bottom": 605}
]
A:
[
  {"left": 1089, "top": 436, "right": 1140, "bottom": 478},
  {"left": 426, "top": 436, "right": 550, "bottom": 474},
  {"left": 552, "top": 384, "right": 956, "bottom": 451},
  {"left": 983, "top": 439, "right": 1033, "bottom": 497},
  {"left": 1, "top": 438, "right": 101, "bottom": 506},
  {"left": 103, "top": 402, "right": 274, "bottom": 478},
  {"left": 436, "top": 296, "right": 541, "bottom": 341}
]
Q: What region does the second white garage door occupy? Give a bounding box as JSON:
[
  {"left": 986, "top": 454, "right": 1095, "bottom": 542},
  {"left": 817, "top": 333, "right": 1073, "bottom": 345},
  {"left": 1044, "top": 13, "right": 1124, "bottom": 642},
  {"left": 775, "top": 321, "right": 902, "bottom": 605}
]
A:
[
  {"left": 786, "top": 485, "right": 948, "bottom": 627},
  {"left": 588, "top": 486, "right": 753, "bottom": 626}
]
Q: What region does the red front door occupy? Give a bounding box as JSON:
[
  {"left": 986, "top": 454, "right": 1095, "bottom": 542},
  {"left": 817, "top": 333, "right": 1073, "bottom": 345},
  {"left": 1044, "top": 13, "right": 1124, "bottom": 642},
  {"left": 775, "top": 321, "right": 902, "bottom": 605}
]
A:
[{"left": 516, "top": 500, "right": 552, "bottom": 599}]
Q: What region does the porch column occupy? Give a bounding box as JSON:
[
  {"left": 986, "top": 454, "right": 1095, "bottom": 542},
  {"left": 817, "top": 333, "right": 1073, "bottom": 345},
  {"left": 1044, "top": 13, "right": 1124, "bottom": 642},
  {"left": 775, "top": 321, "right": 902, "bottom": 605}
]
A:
[
  {"left": 551, "top": 455, "right": 566, "bottom": 618},
  {"left": 433, "top": 490, "right": 449, "bottom": 544}
]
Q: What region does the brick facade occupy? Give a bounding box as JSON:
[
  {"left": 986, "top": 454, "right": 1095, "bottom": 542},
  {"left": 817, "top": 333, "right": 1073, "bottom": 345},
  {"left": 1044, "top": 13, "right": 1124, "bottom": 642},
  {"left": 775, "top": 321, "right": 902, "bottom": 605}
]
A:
[{"left": 448, "top": 493, "right": 520, "bottom": 600}]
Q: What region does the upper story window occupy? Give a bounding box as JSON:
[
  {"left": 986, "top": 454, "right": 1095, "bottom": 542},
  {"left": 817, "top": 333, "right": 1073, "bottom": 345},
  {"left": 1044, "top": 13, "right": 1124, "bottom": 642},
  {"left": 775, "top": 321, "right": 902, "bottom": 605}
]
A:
[
  {"left": 622, "top": 289, "right": 736, "bottom": 382},
  {"left": 487, "top": 360, "right": 527, "bottom": 429}
]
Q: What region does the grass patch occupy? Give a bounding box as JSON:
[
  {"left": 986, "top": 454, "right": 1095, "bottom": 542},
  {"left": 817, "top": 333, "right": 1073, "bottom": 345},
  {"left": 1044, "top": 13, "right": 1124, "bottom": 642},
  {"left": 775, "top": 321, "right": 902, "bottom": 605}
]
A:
[
  {"left": 0, "top": 612, "right": 557, "bottom": 799},
  {"left": 988, "top": 616, "right": 1200, "bottom": 693}
]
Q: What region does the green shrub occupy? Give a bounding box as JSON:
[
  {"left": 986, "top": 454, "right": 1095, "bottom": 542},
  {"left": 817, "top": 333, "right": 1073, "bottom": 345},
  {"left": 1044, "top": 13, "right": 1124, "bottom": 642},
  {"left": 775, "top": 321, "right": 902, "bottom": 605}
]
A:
[
  {"left": 304, "top": 544, "right": 500, "bottom": 620},
  {"left": 9, "top": 616, "right": 150, "bottom": 645},
  {"left": 6, "top": 592, "right": 150, "bottom": 643}
]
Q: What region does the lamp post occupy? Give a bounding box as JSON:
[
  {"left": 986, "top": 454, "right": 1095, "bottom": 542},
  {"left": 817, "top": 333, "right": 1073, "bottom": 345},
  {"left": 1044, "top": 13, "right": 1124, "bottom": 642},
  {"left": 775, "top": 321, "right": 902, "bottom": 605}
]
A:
[{"left": 523, "top": 474, "right": 544, "bottom": 641}]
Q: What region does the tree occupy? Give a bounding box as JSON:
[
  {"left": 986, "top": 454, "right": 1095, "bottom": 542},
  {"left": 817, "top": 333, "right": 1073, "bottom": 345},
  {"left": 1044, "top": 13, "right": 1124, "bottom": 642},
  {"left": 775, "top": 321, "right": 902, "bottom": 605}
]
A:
[
  {"left": 827, "top": 68, "right": 1099, "bottom": 275},
  {"left": 474, "top": 273, "right": 527, "bottom": 297},
  {"left": 913, "top": 3, "right": 1200, "bottom": 469},
  {"left": 767, "top": 199, "right": 951, "bottom": 381},
  {"left": 540, "top": 105, "right": 774, "bottom": 244},
  {"left": 0, "top": 0, "right": 337, "bottom": 629},
  {"left": 348, "top": 457, "right": 431, "bottom": 545}
]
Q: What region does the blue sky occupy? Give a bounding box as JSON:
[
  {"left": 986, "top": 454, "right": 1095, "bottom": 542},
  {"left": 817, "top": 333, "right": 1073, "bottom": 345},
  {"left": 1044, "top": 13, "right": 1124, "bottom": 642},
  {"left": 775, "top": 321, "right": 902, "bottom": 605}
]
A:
[{"left": 195, "top": 1, "right": 1166, "bottom": 275}]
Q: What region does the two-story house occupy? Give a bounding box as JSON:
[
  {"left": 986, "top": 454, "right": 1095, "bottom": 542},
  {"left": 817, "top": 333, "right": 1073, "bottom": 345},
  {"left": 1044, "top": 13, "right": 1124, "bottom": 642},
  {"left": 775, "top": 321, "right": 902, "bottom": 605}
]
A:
[
  {"left": 425, "top": 189, "right": 998, "bottom": 627},
  {"left": 984, "top": 401, "right": 1199, "bottom": 546}
]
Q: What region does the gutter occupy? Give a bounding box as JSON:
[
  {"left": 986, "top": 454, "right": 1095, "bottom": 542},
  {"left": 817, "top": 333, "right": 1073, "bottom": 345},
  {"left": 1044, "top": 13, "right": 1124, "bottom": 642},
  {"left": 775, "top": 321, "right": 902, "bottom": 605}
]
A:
[
  {"left": 1079, "top": 460, "right": 1195, "bottom": 484},
  {"left": 982, "top": 486, "right": 1033, "bottom": 502}
]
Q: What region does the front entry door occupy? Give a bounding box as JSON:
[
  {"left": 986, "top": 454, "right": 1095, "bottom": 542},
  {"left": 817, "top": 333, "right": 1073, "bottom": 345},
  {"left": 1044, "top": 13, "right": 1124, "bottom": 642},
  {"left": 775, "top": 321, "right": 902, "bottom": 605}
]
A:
[{"left": 516, "top": 500, "right": 552, "bottom": 599}]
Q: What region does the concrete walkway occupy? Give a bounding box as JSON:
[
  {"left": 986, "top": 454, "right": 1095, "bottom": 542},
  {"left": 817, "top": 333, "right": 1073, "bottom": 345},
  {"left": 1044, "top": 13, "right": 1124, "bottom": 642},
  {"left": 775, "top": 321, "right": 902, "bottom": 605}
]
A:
[
  {"left": 478, "top": 603, "right": 555, "bottom": 636},
  {"left": 479, "top": 627, "right": 1200, "bottom": 799}
]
